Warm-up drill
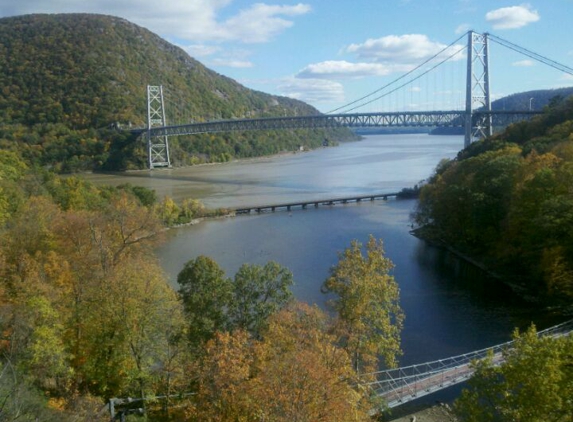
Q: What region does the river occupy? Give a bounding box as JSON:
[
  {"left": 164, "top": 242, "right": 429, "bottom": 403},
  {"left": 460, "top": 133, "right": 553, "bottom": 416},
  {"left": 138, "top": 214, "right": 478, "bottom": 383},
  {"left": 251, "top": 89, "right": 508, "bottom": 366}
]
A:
[{"left": 83, "top": 134, "right": 554, "bottom": 403}]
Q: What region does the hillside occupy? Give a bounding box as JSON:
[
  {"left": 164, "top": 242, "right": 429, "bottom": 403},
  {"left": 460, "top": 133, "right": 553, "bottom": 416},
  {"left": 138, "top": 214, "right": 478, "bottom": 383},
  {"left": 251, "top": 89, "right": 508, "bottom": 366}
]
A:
[
  {"left": 415, "top": 95, "right": 573, "bottom": 306},
  {"left": 0, "top": 13, "right": 354, "bottom": 171},
  {"left": 491, "top": 87, "right": 573, "bottom": 111}
]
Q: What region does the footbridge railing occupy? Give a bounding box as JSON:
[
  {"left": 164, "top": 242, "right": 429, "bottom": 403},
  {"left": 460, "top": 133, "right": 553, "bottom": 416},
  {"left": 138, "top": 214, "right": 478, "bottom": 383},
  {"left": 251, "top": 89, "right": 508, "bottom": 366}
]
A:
[{"left": 364, "top": 319, "right": 573, "bottom": 408}]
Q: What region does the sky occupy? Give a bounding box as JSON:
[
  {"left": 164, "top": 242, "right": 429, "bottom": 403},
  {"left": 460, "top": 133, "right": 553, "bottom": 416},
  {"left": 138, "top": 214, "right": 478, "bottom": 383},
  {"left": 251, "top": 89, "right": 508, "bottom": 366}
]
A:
[{"left": 1, "top": 0, "right": 572, "bottom": 112}]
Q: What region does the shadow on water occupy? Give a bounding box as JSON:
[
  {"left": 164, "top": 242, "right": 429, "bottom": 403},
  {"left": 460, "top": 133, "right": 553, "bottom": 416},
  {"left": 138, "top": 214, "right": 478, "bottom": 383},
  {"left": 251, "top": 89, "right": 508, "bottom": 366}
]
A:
[{"left": 414, "top": 242, "right": 564, "bottom": 330}]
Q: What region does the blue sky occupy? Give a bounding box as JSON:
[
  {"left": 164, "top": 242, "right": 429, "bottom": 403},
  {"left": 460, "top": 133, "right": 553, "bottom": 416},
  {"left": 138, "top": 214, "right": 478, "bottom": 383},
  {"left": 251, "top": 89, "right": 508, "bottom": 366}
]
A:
[{"left": 2, "top": 0, "right": 572, "bottom": 112}]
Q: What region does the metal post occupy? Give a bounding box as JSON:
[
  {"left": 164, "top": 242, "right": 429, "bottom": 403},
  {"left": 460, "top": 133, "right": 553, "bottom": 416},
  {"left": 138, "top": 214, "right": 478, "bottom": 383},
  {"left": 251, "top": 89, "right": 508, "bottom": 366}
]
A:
[{"left": 108, "top": 398, "right": 115, "bottom": 421}]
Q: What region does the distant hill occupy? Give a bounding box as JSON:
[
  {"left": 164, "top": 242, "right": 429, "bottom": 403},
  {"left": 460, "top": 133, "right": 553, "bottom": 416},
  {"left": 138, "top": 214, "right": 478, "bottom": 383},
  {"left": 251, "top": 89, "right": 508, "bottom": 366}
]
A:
[
  {"left": 491, "top": 87, "right": 573, "bottom": 111},
  {"left": 0, "top": 14, "right": 354, "bottom": 171},
  {"left": 430, "top": 87, "right": 573, "bottom": 135}
]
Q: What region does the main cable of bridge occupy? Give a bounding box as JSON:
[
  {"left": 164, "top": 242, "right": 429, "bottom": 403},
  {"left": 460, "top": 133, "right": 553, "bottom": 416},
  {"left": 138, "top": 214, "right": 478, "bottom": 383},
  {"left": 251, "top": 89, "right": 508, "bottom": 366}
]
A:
[
  {"left": 488, "top": 33, "right": 573, "bottom": 76},
  {"left": 327, "top": 31, "right": 469, "bottom": 114}
]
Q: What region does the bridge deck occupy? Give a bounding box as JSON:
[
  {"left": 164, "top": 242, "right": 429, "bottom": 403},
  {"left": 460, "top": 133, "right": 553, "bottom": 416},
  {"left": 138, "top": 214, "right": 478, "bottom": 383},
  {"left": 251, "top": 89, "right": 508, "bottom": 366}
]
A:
[
  {"left": 234, "top": 192, "right": 401, "bottom": 214},
  {"left": 133, "top": 110, "right": 541, "bottom": 138}
]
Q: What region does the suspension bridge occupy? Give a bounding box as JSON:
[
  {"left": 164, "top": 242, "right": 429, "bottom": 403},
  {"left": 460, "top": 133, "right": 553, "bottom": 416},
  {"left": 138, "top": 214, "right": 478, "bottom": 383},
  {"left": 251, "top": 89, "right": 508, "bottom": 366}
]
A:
[
  {"left": 363, "top": 318, "right": 573, "bottom": 410},
  {"left": 134, "top": 31, "right": 573, "bottom": 169}
]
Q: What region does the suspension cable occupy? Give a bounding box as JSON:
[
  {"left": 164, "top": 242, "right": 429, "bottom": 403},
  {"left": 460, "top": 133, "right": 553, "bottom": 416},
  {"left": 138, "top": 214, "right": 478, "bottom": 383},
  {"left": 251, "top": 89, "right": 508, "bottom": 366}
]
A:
[
  {"left": 340, "top": 44, "right": 467, "bottom": 114},
  {"left": 328, "top": 31, "right": 469, "bottom": 114},
  {"left": 488, "top": 33, "right": 573, "bottom": 76}
]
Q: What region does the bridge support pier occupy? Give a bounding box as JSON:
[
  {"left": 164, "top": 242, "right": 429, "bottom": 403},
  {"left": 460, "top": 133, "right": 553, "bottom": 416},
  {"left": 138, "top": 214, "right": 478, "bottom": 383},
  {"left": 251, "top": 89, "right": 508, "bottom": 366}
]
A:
[
  {"left": 465, "top": 32, "right": 492, "bottom": 147},
  {"left": 147, "top": 85, "right": 171, "bottom": 169}
]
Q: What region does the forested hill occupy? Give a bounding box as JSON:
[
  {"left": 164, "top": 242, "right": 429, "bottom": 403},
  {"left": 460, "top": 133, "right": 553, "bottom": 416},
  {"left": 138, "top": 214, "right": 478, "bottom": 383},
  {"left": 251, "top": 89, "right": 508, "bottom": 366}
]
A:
[
  {"left": 415, "top": 95, "right": 573, "bottom": 307},
  {"left": 0, "top": 14, "right": 353, "bottom": 171}
]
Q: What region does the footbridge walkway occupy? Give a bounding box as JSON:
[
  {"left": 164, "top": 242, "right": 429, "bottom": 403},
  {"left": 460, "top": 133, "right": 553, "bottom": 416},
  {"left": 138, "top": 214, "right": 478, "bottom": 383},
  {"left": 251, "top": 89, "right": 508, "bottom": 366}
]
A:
[{"left": 364, "top": 319, "right": 573, "bottom": 409}]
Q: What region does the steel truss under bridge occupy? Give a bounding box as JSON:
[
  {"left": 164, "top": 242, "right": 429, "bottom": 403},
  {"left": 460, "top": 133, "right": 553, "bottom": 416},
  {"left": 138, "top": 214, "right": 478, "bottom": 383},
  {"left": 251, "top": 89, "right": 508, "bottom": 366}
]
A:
[{"left": 137, "top": 110, "right": 539, "bottom": 139}]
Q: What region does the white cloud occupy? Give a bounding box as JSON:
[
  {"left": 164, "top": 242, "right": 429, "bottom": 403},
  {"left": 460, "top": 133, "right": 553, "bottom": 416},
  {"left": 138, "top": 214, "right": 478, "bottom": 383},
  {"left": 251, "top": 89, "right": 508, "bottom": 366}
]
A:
[
  {"left": 222, "top": 3, "right": 311, "bottom": 43},
  {"left": 210, "top": 58, "right": 254, "bottom": 68},
  {"left": 512, "top": 59, "right": 534, "bottom": 67},
  {"left": 344, "top": 34, "right": 464, "bottom": 64},
  {"left": 455, "top": 23, "right": 471, "bottom": 34},
  {"left": 1, "top": 1, "right": 311, "bottom": 44},
  {"left": 485, "top": 4, "right": 539, "bottom": 30},
  {"left": 296, "top": 60, "right": 412, "bottom": 79},
  {"left": 278, "top": 78, "right": 345, "bottom": 103},
  {"left": 409, "top": 86, "right": 422, "bottom": 93},
  {"left": 183, "top": 45, "right": 222, "bottom": 58}
]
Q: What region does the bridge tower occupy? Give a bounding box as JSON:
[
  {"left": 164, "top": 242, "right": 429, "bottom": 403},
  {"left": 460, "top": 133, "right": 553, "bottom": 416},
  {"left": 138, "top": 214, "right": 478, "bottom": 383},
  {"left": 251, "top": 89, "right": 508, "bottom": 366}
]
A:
[
  {"left": 465, "top": 31, "right": 492, "bottom": 147},
  {"left": 146, "top": 85, "right": 171, "bottom": 168}
]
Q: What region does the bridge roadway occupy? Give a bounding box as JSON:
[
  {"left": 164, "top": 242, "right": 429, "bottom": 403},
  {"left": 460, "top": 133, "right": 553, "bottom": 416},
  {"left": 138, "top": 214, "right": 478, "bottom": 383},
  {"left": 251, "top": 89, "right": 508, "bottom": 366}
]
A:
[
  {"left": 134, "top": 110, "right": 540, "bottom": 138},
  {"left": 233, "top": 192, "right": 401, "bottom": 214},
  {"left": 364, "top": 318, "right": 573, "bottom": 410}
]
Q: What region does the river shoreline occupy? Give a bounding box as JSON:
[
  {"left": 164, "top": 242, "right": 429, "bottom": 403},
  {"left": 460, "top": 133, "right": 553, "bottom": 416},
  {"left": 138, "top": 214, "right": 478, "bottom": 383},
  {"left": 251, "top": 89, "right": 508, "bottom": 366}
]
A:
[{"left": 410, "top": 225, "right": 573, "bottom": 316}]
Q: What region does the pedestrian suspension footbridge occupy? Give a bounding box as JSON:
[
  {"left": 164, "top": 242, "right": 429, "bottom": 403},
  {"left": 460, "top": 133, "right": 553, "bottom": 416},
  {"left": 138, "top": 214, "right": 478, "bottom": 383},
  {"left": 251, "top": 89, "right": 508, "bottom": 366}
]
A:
[{"left": 363, "top": 318, "right": 573, "bottom": 409}]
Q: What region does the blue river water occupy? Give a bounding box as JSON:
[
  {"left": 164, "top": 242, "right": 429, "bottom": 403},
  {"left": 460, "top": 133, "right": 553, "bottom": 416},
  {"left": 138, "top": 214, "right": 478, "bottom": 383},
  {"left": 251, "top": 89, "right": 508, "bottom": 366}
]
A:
[
  {"left": 147, "top": 135, "right": 556, "bottom": 368},
  {"left": 85, "top": 134, "right": 558, "bottom": 405}
]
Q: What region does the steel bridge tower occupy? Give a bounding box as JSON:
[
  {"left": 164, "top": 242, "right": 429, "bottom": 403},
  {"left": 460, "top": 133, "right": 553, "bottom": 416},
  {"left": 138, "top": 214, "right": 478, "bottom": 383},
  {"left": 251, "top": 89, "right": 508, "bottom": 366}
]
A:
[
  {"left": 146, "top": 85, "right": 171, "bottom": 168},
  {"left": 465, "top": 31, "right": 492, "bottom": 147}
]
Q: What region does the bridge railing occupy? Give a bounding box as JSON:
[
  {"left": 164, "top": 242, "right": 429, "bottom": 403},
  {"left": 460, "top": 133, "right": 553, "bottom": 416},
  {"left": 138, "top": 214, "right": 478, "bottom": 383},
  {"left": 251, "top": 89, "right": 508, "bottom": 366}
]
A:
[{"left": 363, "top": 319, "right": 573, "bottom": 407}]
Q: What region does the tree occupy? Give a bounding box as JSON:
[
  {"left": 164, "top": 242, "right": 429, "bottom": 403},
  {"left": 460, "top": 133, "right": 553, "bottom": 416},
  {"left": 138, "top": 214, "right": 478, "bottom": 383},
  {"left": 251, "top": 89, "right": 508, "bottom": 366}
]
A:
[
  {"left": 178, "top": 256, "right": 232, "bottom": 348},
  {"left": 323, "top": 235, "right": 404, "bottom": 372},
  {"left": 188, "top": 304, "right": 373, "bottom": 422},
  {"left": 455, "top": 325, "right": 573, "bottom": 422},
  {"left": 229, "top": 261, "right": 294, "bottom": 336},
  {"left": 186, "top": 330, "right": 256, "bottom": 421},
  {"left": 177, "top": 258, "right": 294, "bottom": 347},
  {"left": 250, "top": 303, "right": 372, "bottom": 421}
]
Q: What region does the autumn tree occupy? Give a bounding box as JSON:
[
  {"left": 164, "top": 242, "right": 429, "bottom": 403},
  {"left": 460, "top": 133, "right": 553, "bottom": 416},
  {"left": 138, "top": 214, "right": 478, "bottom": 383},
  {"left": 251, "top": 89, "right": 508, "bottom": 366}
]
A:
[
  {"left": 186, "top": 330, "right": 256, "bottom": 421},
  {"left": 188, "top": 304, "right": 373, "bottom": 422},
  {"left": 79, "top": 258, "right": 185, "bottom": 398},
  {"left": 323, "top": 235, "right": 404, "bottom": 372},
  {"left": 250, "top": 303, "right": 372, "bottom": 421},
  {"left": 455, "top": 325, "right": 573, "bottom": 422}
]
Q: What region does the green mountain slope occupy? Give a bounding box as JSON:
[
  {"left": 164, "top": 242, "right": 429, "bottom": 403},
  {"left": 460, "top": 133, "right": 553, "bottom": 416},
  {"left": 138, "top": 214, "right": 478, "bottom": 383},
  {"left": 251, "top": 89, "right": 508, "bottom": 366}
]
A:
[{"left": 0, "top": 13, "right": 353, "bottom": 171}]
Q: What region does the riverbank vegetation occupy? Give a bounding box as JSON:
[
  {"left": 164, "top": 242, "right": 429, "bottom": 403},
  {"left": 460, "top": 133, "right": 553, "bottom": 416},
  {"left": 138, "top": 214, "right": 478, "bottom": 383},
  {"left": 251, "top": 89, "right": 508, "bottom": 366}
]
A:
[
  {"left": 414, "top": 95, "right": 573, "bottom": 307},
  {"left": 0, "top": 153, "right": 403, "bottom": 420},
  {"left": 455, "top": 326, "right": 573, "bottom": 421}
]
